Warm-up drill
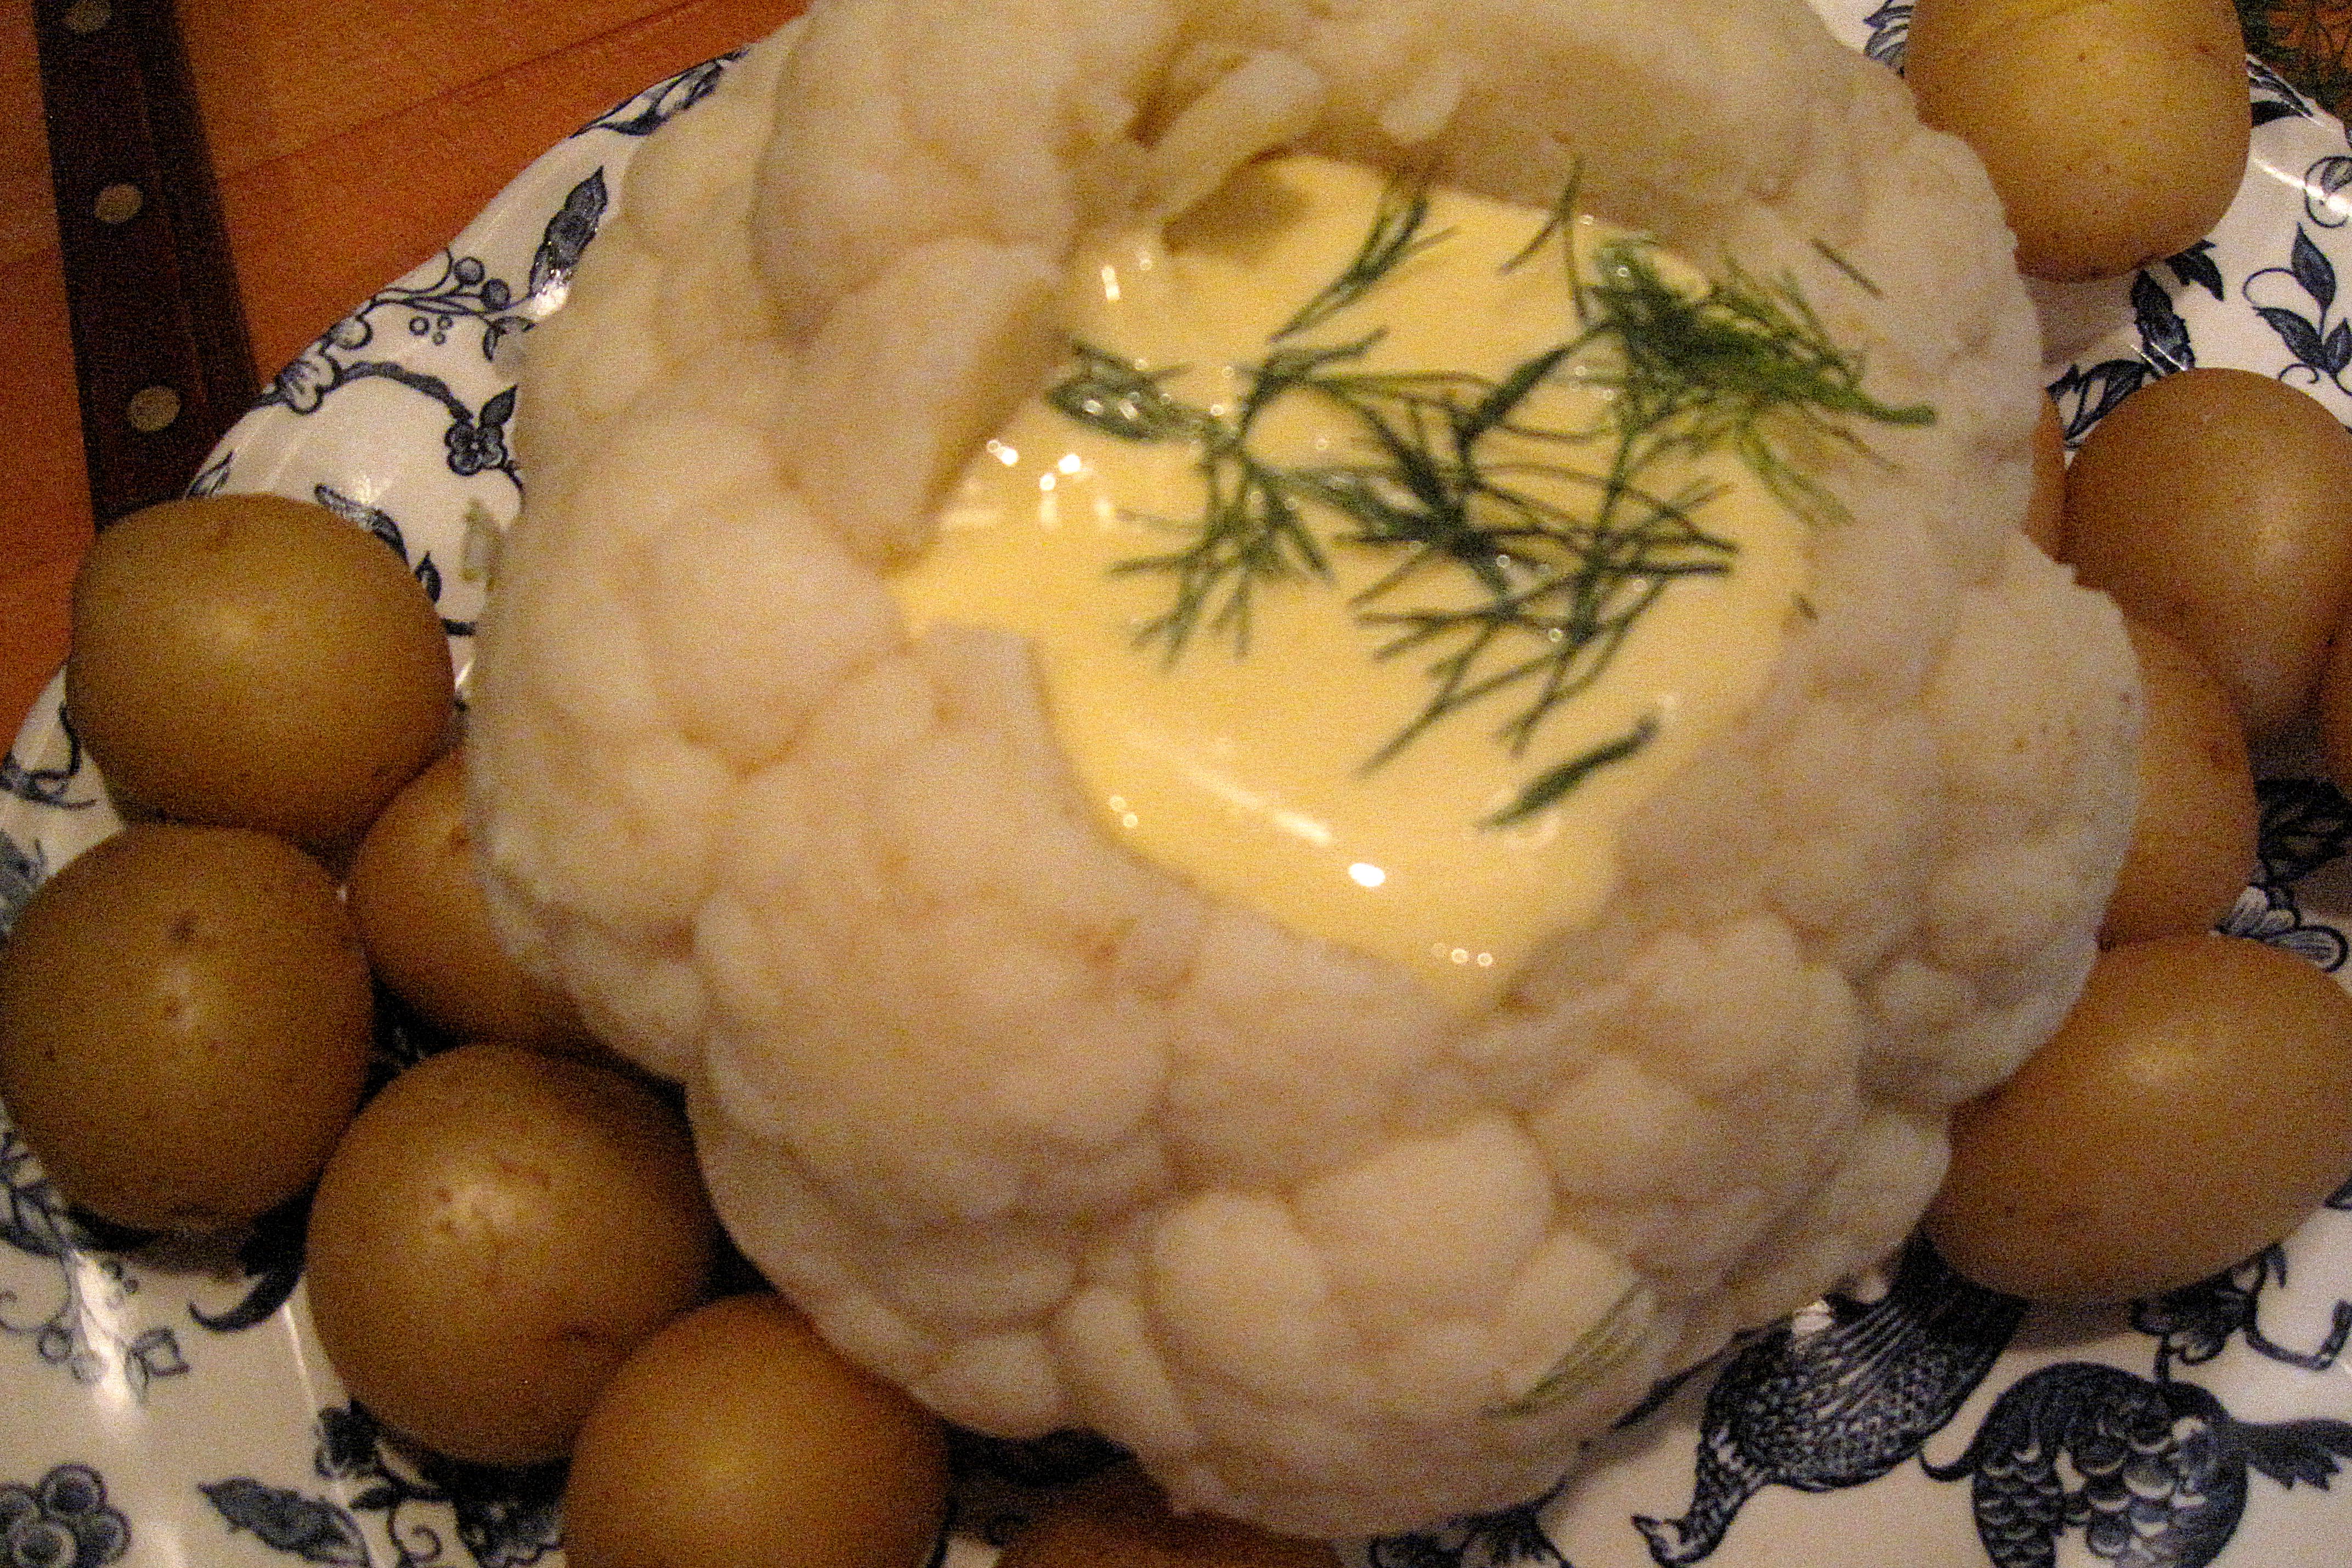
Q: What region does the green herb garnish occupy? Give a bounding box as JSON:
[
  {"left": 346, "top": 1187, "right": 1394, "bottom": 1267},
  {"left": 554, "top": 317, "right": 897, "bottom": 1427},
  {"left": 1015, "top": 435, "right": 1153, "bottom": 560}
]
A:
[
  {"left": 1051, "top": 339, "right": 1337, "bottom": 656},
  {"left": 1489, "top": 1281, "right": 1655, "bottom": 1418},
  {"left": 1043, "top": 171, "right": 1933, "bottom": 819},
  {"left": 1568, "top": 237, "right": 1934, "bottom": 529},
  {"left": 1270, "top": 169, "right": 1451, "bottom": 342},
  {"left": 1484, "top": 714, "right": 1660, "bottom": 829}
]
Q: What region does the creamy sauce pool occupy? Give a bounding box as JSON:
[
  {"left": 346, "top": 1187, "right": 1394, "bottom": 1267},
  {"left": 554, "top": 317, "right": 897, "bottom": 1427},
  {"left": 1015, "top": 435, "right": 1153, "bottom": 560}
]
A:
[{"left": 892, "top": 157, "right": 1810, "bottom": 1007}]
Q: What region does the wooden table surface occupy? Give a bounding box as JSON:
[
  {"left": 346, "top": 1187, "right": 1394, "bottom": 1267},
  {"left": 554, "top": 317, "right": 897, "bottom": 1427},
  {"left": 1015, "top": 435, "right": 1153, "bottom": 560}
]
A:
[{"left": 0, "top": 0, "right": 806, "bottom": 741}]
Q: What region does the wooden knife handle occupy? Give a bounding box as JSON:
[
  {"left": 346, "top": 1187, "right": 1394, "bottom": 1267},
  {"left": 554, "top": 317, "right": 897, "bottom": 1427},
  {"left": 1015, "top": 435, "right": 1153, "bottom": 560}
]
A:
[{"left": 36, "top": 0, "right": 257, "bottom": 524}]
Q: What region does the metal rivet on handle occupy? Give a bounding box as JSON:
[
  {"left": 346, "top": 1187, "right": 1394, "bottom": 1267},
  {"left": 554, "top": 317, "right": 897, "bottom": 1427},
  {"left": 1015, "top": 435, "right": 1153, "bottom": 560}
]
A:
[
  {"left": 60, "top": 0, "right": 111, "bottom": 33},
  {"left": 125, "top": 385, "right": 180, "bottom": 433},
  {"left": 92, "top": 182, "right": 141, "bottom": 224}
]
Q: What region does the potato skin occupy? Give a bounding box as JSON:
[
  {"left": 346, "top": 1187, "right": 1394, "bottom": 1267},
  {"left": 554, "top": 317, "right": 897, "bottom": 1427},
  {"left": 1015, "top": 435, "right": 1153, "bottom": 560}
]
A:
[
  {"left": 563, "top": 1293, "right": 949, "bottom": 1568},
  {"left": 304, "top": 1043, "right": 717, "bottom": 1465},
  {"left": 0, "top": 823, "right": 372, "bottom": 1231},
  {"left": 2099, "top": 619, "right": 2256, "bottom": 945},
  {"left": 347, "top": 750, "right": 587, "bottom": 1050},
  {"left": 2059, "top": 367, "right": 2352, "bottom": 739},
  {"left": 1906, "top": 0, "right": 2248, "bottom": 281},
  {"left": 2021, "top": 392, "right": 2066, "bottom": 556},
  {"left": 1927, "top": 935, "right": 2352, "bottom": 1304},
  {"left": 999, "top": 1465, "right": 1342, "bottom": 1568},
  {"left": 2320, "top": 610, "right": 2352, "bottom": 785},
  {"left": 65, "top": 494, "right": 455, "bottom": 853}
]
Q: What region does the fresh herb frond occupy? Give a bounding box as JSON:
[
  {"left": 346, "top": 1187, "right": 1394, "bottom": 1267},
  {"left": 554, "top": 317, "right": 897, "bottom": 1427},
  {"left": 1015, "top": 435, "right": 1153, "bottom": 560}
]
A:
[
  {"left": 1503, "top": 165, "right": 1585, "bottom": 276},
  {"left": 1048, "top": 341, "right": 1333, "bottom": 661},
  {"left": 1288, "top": 365, "right": 1496, "bottom": 414},
  {"left": 1271, "top": 169, "right": 1452, "bottom": 341},
  {"left": 1355, "top": 511, "right": 1722, "bottom": 776},
  {"left": 1108, "top": 456, "right": 1332, "bottom": 660},
  {"left": 1465, "top": 342, "right": 1582, "bottom": 443},
  {"left": 1488, "top": 1282, "right": 1654, "bottom": 1418},
  {"left": 1048, "top": 341, "right": 1202, "bottom": 443},
  {"left": 1048, "top": 177, "right": 1929, "bottom": 819},
  {"left": 1810, "top": 239, "right": 1882, "bottom": 298},
  {"left": 1575, "top": 239, "right": 1933, "bottom": 525},
  {"left": 1485, "top": 714, "right": 1660, "bottom": 827},
  {"left": 1246, "top": 333, "right": 1386, "bottom": 427}
]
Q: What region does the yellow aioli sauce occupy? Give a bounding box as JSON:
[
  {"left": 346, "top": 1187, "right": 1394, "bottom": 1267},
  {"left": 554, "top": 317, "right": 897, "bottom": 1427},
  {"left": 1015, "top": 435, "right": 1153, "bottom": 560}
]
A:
[{"left": 891, "top": 157, "right": 1810, "bottom": 1009}]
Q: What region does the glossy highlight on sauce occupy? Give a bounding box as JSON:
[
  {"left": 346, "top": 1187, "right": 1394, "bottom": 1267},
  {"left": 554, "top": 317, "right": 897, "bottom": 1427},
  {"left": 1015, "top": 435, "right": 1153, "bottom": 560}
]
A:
[{"left": 892, "top": 157, "right": 1811, "bottom": 1006}]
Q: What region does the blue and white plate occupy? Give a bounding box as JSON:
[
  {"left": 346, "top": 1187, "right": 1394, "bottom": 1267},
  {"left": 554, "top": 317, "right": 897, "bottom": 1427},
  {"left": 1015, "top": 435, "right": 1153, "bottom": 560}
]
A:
[{"left": 7, "top": 7, "right": 2352, "bottom": 1565}]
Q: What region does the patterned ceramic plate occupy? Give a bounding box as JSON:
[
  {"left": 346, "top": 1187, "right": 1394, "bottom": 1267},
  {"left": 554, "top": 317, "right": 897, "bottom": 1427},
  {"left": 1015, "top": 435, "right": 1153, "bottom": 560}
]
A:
[{"left": 8, "top": 5, "right": 2352, "bottom": 1566}]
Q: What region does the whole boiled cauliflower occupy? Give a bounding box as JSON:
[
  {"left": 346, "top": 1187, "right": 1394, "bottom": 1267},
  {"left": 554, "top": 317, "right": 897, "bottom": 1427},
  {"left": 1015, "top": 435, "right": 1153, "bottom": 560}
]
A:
[{"left": 465, "top": 0, "right": 2139, "bottom": 1537}]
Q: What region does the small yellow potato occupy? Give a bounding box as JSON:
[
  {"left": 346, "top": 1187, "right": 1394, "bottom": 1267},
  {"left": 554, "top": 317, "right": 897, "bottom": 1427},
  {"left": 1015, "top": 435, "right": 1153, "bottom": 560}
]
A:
[
  {"left": 2100, "top": 619, "right": 2257, "bottom": 944},
  {"left": 1906, "top": 0, "right": 2249, "bottom": 281},
  {"left": 305, "top": 1043, "right": 718, "bottom": 1465},
  {"left": 2059, "top": 367, "right": 2352, "bottom": 738},
  {"left": 0, "top": 824, "right": 372, "bottom": 1231},
  {"left": 1926, "top": 935, "right": 2352, "bottom": 1304},
  {"left": 2021, "top": 392, "right": 2067, "bottom": 556},
  {"left": 2315, "top": 605, "right": 2352, "bottom": 788},
  {"left": 347, "top": 749, "right": 587, "bottom": 1050},
  {"left": 563, "top": 1293, "right": 949, "bottom": 1568},
  {"left": 998, "top": 1464, "right": 1343, "bottom": 1568},
  {"left": 66, "top": 494, "right": 456, "bottom": 854}
]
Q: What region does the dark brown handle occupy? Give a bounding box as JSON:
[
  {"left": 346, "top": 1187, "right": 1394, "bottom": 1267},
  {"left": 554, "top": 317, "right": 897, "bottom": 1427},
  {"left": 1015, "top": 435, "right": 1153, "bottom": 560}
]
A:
[{"left": 36, "top": 0, "right": 257, "bottom": 524}]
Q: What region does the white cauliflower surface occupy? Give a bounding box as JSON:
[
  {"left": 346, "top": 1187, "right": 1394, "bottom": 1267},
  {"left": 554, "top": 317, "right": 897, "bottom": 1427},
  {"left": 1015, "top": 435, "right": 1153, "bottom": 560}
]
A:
[{"left": 465, "top": 0, "right": 2140, "bottom": 1537}]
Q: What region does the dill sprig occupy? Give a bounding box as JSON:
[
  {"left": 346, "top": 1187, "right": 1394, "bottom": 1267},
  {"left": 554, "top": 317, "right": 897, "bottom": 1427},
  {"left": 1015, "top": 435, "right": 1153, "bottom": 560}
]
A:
[
  {"left": 1502, "top": 167, "right": 1584, "bottom": 276},
  {"left": 1041, "top": 173, "right": 1935, "bottom": 818},
  {"left": 1485, "top": 715, "right": 1660, "bottom": 828},
  {"left": 1270, "top": 170, "right": 1451, "bottom": 341},
  {"left": 1051, "top": 339, "right": 1333, "bottom": 656},
  {"left": 1046, "top": 341, "right": 1198, "bottom": 442},
  {"left": 1489, "top": 1281, "right": 1655, "bottom": 1418},
  {"left": 1567, "top": 239, "right": 1935, "bottom": 527},
  {"left": 1271, "top": 349, "right": 1737, "bottom": 777}
]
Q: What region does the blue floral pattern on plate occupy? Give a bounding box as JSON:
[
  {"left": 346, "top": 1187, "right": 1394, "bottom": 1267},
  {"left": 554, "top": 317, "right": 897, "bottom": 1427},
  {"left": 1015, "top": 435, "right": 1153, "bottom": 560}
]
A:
[
  {"left": 1, "top": 1463, "right": 130, "bottom": 1568},
  {"left": 7, "top": 8, "right": 2352, "bottom": 1564}
]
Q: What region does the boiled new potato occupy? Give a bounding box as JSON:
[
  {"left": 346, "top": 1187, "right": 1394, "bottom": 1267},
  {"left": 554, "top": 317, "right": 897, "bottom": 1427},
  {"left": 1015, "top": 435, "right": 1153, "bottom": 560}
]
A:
[
  {"left": 65, "top": 494, "right": 455, "bottom": 853},
  {"left": 1906, "top": 0, "right": 2249, "bottom": 281},
  {"left": 998, "top": 1463, "right": 1342, "bottom": 1568},
  {"left": 2100, "top": 618, "right": 2257, "bottom": 945},
  {"left": 2059, "top": 367, "right": 2352, "bottom": 738},
  {"left": 348, "top": 749, "right": 587, "bottom": 1050},
  {"left": 2321, "top": 614, "right": 2352, "bottom": 786},
  {"left": 1927, "top": 934, "right": 2352, "bottom": 1303},
  {"left": 562, "top": 1293, "right": 949, "bottom": 1568},
  {"left": 304, "top": 1043, "right": 717, "bottom": 1465},
  {"left": 2021, "top": 392, "right": 2066, "bottom": 555},
  {"left": 0, "top": 823, "right": 372, "bottom": 1231}
]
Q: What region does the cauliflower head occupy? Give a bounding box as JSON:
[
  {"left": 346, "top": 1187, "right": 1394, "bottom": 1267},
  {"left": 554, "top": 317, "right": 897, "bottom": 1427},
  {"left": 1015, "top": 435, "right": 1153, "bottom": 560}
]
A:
[{"left": 465, "top": 0, "right": 2140, "bottom": 1537}]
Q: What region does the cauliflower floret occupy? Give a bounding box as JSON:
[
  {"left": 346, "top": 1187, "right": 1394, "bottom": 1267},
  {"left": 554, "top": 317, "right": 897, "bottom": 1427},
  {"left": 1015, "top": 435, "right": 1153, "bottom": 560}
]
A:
[{"left": 466, "top": 0, "right": 2139, "bottom": 1537}]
